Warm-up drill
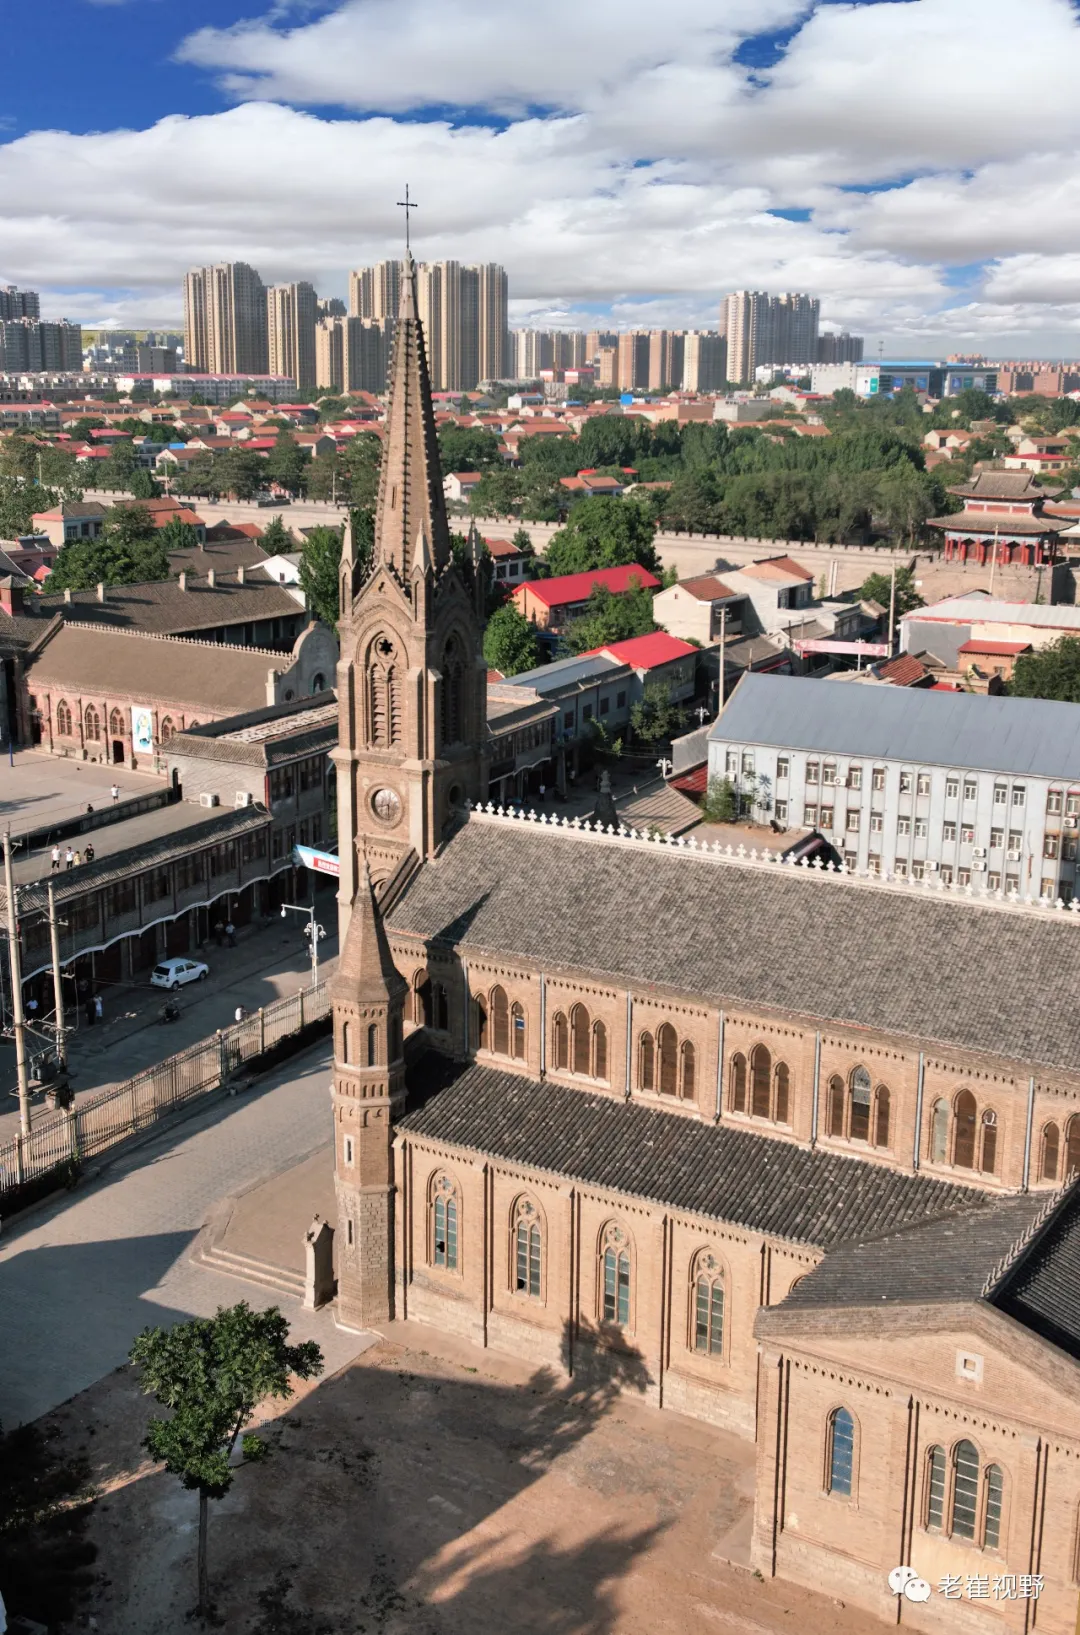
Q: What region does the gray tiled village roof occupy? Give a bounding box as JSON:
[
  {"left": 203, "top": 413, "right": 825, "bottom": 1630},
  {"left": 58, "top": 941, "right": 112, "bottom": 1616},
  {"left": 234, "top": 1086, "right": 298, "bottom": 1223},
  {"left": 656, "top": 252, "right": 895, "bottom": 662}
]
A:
[
  {"left": 38, "top": 574, "right": 304, "bottom": 637},
  {"left": 386, "top": 818, "right": 1080, "bottom": 1072},
  {"left": 708, "top": 670, "right": 1080, "bottom": 780},
  {"left": 399, "top": 1060, "right": 984, "bottom": 1249},
  {"left": 995, "top": 1191, "right": 1080, "bottom": 1359}
]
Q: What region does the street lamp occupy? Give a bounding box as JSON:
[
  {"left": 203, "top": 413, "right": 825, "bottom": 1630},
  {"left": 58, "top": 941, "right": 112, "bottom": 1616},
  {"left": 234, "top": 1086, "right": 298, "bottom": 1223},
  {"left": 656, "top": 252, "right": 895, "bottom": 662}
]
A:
[
  {"left": 656, "top": 757, "right": 673, "bottom": 780},
  {"left": 281, "top": 901, "right": 325, "bottom": 987}
]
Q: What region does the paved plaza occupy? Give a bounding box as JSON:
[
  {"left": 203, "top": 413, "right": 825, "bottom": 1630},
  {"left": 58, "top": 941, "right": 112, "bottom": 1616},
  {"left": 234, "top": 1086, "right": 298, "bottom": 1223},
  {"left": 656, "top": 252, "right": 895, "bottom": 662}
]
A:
[{"left": 0, "top": 746, "right": 152, "bottom": 840}]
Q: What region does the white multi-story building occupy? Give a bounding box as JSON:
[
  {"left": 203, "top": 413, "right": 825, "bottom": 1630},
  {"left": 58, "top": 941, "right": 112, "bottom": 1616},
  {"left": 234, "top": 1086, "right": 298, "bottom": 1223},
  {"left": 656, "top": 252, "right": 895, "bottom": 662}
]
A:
[{"left": 707, "top": 672, "right": 1080, "bottom": 899}]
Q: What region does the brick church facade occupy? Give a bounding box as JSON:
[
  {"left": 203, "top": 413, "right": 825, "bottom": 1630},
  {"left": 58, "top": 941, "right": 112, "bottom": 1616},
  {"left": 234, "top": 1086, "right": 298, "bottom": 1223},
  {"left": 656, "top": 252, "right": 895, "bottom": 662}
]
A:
[{"left": 330, "top": 262, "right": 1080, "bottom": 1632}]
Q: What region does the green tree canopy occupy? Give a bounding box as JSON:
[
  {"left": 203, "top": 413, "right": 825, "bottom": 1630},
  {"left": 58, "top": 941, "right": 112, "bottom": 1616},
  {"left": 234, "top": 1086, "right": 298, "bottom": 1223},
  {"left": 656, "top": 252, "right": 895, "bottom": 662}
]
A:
[
  {"left": 561, "top": 581, "right": 658, "bottom": 655},
  {"left": 264, "top": 430, "right": 309, "bottom": 494},
  {"left": 130, "top": 1302, "right": 323, "bottom": 1617},
  {"left": 629, "top": 680, "right": 685, "bottom": 746},
  {"left": 155, "top": 517, "right": 200, "bottom": 554},
  {"left": 1009, "top": 635, "right": 1080, "bottom": 702},
  {"left": 45, "top": 505, "right": 171, "bottom": 591},
  {"left": 468, "top": 468, "right": 523, "bottom": 518},
  {"left": 545, "top": 496, "right": 660, "bottom": 577},
  {"left": 260, "top": 514, "right": 295, "bottom": 553},
  {"left": 298, "top": 523, "right": 344, "bottom": 628},
  {"left": 859, "top": 565, "right": 924, "bottom": 618},
  {"left": 482, "top": 602, "right": 542, "bottom": 675},
  {"left": 213, "top": 448, "right": 266, "bottom": 501},
  {"left": 437, "top": 426, "right": 503, "bottom": 476}
]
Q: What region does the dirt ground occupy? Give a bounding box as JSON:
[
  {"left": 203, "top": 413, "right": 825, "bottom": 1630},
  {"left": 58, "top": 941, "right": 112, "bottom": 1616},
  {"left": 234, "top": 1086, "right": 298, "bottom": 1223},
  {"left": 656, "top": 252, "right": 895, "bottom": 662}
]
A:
[{"left": 35, "top": 1323, "right": 892, "bottom": 1635}]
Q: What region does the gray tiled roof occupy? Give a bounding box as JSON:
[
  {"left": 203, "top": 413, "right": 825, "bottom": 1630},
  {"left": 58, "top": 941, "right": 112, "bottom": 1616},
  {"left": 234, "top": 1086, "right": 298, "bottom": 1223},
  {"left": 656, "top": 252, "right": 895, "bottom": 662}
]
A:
[
  {"left": 38, "top": 575, "right": 304, "bottom": 636},
  {"left": 388, "top": 819, "right": 1080, "bottom": 1072},
  {"left": 995, "top": 1190, "right": 1080, "bottom": 1360},
  {"left": 708, "top": 670, "right": 1080, "bottom": 780},
  {"left": 25, "top": 624, "right": 289, "bottom": 713},
  {"left": 398, "top": 1059, "right": 984, "bottom": 1248}
]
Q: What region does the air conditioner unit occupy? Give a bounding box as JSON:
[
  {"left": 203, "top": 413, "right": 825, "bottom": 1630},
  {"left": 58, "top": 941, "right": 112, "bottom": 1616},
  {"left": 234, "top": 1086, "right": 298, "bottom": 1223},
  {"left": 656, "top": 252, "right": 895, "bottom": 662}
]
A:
[
  {"left": 1066, "top": 817, "right": 1078, "bottom": 830},
  {"left": 199, "top": 792, "right": 219, "bottom": 808},
  {"left": 972, "top": 847, "right": 987, "bottom": 858},
  {"left": 235, "top": 791, "right": 253, "bottom": 808},
  {"left": 1006, "top": 849, "right": 1021, "bottom": 862},
  {"left": 927, "top": 860, "right": 939, "bottom": 871},
  {"left": 972, "top": 860, "right": 987, "bottom": 871}
]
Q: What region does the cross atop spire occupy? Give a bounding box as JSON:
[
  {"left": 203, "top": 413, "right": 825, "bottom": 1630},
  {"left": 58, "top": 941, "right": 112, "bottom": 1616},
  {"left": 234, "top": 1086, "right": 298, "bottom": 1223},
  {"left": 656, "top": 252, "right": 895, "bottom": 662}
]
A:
[{"left": 396, "top": 184, "right": 417, "bottom": 256}]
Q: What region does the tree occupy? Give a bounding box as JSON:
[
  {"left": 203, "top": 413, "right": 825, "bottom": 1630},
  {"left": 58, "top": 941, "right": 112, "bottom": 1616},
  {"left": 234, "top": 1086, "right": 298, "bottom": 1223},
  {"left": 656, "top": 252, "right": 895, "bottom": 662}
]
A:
[
  {"left": 264, "top": 431, "right": 308, "bottom": 495},
  {"left": 260, "top": 514, "right": 295, "bottom": 553},
  {"left": 336, "top": 433, "right": 382, "bottom": 508},
  {"left": 70, "top": 417, "right": 106, "bottom": 442},
  {"left": 1009, "top": 636, "right": 1080, "bottom": 702},
  {"left": 130, "top": 1302, "right": 323, "bottom": 1618},
  {"left": 298, "top": 523, "right": 344, "bottom": 628},
  {"left": 629, "top": 680, "right": 685, "bottom": 746},
  {"left": 859, "top": 566, "right": 924, "bottom": 618},
  {"left": 437, "top": 426, "right": 502, "bottom": 476},
  {"left": 545, "top": 496, "right": 659, "bottom": 577},
  {"left": 700, "top": 775, "right": 738, "bottom": 824},
  {"left": 468, "top": 469, "right": 523, "bottom": 518},
  {"left": 127, "top": 467, "right": 159, "bottom": 499},
  {"left": 561, "top": 581, "right": 657, "bottom": 655},
  {"left": 45, "top": 504, "right": 170, "bottom": 591},
  {"left": 483, "top": 602, "right": 542, "bottom": 676},
  {"left": 213, "top": 448, "right": 266, "bottom": 501}
]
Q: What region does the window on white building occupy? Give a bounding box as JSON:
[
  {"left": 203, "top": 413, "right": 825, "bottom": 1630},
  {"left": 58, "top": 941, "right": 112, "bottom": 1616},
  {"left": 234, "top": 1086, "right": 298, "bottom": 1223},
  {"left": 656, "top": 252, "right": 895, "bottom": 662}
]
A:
[
  {"left": 961, "top": 826, "right": 975, "bottom": 844},
  {"left": 806, "top": 760, "right": 820, "bottom": 782},
  {"left": 775, "top": 800, "right": 788, "bottom": 824},
  {"left": 915, "top": 820, "right": 928, "bottom": 838},
  {"left": 847, "top": 811, "right": 860, "bottom": 832},
  {"left": 899, "top": 771, "right": 913, "bottom": 794},
  {"left": 1048, "top": 790, "right": 1063, "bottom": 814},
  {"left": 804, "top": 804, "right": 818, "bottom": 826},
  {"left": 963, "top": 779, "right": 977, "bottom": 801},
  {"left": 1012, "top": 787, "right": 1026, "bottom": 808},
  {"left": 945, "top": 778, "right": 959, "bottom": 799},
  {"left": 990, "top": 828, "right": 1004, "bottom": 849},
  {"left": 993, "top": 784, "right": 1008, "bottom": 806},
  {"left": 869, "top": 814, "right": 883, "bottom": 833},
  {"left": 917, "top": 774, "right": 931, "bottom": 796},
  {"left": 897, "top": 817, "right": 911, "bottom": 836},
  {"left": 776, "top": 757, "right": 789, "bottom": 781},
  {"left": 943, "top": 823, "right": 957, "bottom": 842},
  {"left": 849, "top": 765, "right": 862, "bottom": 789},
  {"left": 872, "top": 767, "right": 886, "bottom": 791}
]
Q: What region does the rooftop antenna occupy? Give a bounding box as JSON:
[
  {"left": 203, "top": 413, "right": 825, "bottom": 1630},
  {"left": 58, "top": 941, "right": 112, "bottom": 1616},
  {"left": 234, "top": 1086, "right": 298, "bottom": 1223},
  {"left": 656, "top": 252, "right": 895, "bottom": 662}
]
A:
[{"left": 396, "top": 184, "right": 418, "bottom": 257}]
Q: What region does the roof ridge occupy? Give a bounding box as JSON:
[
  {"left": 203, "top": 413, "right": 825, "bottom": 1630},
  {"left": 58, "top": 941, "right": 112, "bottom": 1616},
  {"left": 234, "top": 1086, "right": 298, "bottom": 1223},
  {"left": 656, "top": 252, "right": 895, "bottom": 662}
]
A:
[
  {"left": 45, "top": 621, "right": 296, "bottom": 664},
  {"left": 457, "top": 801, "right": 1080, "bottom": 922},
  {"left": 981, "top": 1177, "right": 1080, "bottom": 1298}
]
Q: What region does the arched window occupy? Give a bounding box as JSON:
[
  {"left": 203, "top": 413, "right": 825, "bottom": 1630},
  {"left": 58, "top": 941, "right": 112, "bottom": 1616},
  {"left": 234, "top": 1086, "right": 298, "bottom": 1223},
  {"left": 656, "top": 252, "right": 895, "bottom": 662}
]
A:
[
  {"left": 681, "top": 1041, "right": 695, "bottom": 1100},
  {"left": 925, "top": 1445, "right": 947, "bottom": 1530},
  {"left": 84, "top": 704, "right": 101, "bottom": 742},
  {"left": 552, "top": 1011, "right": 568, "bottom": 1069},
  {"left": 56, "top": 700, "right": 72, "bottom": 736},
  {"left": 658, "top": 1023, "right": 678, "bottom": 1095},
  {"left": 849, "top": 1066, "right": 872, "bottom": 1142},
  {"left": 730, "top": 1053, "right": 747, "bottom": 1113},
  {"left": 951, "top": 1440, "right": 980, "bottom": 1539},
  {"left": 874, "top": 1085, "right": 891, "bottom": 1149},
  {"left": 491, "top": 985, "right": 509, "bottom": 1055},
  {"left": 954, "top": 1090, "right": 977, "bottom": 1169},
  {"left": 600, "top": 1223, "right": 631, "bottom": 1326},
  {"left": 984, "top": 1465, "right": 1004, "bottom": 1551},
  {"left": 571, "top": 1004, "right": 591, "bottom": 1075},
  {"left": 1042, "top": 1122, "right": 1060, "bottom": 1182},
  {"left": 366, "top": 1022, "right": 378, "bottom": 1066},
  {"left": 751, "top": 1045, "right": 771, "bottom": 1118},
  {"left": 431, "top": 1174, "right": 459, "bottom": 1270},
  {"left": 187, "top": 720, "right": 200, "bottom": 730},
  {"left": 827, "top": 1075, "right": 845, "bottom": 1137},
  {"left": 774, "top": 1062, "right": 790, "bottom": 1124},
  {"left": 513, "top": 1197, "right": 542, "bottom": 1298},
  {"left": 691, "top": 1251, "right": 725, "bottom": 1357},
  {"left": 366, "top": 634, "right": 402, "bottom": 748},
  {"left": 511, "top": 1001, "right": 526, "bottom": 1060},
  {"left": 931, "top": 1098, "right": 949, "bottom": 1163},
  {"left": 980, "top": 1109, "right": 998, "bottom": 1174},
  {"left": 640, "top": 1033, "right": 655, "bottom": 1091},
  {"left": 109, "top": 708, "right": 124, "bottom": 738},
  {"left": 473, "top": 995, "right": 488, "bottom": 1051},
  {"left": 827, "top": 1408, "right": 855, "bottom": 1497},
  {"left": 441, "top": 636, "right": 464, "bottom": 747},
  {"left": 1067, "top": 1115, "right": 1080, "bottom": 1179},
  {"left": 592, "top": 1020, "right": 608, "bottom": 1081},
  {"left": 434, "top": 983, "right": 449, "bottom": 1032},
  {"left": 159, "top": 715, "right": 175, "bottom": 744},
  {"left": 342, "top": 1020, "right": 354, "bottom": 1064},
  {"left": 413, "top": 971, "right": 432, "bottom": 1026}
]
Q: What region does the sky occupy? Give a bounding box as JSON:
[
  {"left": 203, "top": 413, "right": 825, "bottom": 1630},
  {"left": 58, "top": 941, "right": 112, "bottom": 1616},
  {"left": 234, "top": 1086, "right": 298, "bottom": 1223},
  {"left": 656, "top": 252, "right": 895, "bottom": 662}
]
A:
[{"left": 3, "top": 0, "right": 1080, "bottom": 356}]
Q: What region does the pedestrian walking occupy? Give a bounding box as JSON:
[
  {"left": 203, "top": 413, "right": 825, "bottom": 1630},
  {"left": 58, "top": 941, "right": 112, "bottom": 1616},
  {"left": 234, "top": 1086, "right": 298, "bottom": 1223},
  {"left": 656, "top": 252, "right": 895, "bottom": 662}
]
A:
[
  {"left": 234, "top": 1004, "right": 246, "bottom": 1024},
  {"left": 214, "top": 918, "right": 225, "bottom": 948},
  {"left": 93, "top": 994, "right": 103, "bottom": 1023},
  {"left": 85, "top": 803, "right": 94, "bottom": 814},
  {"left": 110, "top": 783, "right": 119, "bottom": 803},
  {"left": 73, "top": 850, "right": 82, "bottom": 868},
  {"left": 539, "top": 781, "right": 547, "bottom": 802},
  {"left": 65, "top": 847, "right": 74, "bottom": 870},
  {"left": 84, "top": 842, "right": 95, "bottom": 864},
  {"left": 225, "top": 920, "right": 236, "bottom": 948},
  {"left": 51, "top": 846, "right": 60, "bottom": 871}
]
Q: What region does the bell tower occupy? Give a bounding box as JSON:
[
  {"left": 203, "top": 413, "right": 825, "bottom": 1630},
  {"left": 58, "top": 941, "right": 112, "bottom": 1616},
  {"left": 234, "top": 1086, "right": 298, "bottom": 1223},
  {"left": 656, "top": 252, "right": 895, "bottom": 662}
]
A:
[
  {"left": 332, "top": 255, "right": 487, "bottom": 934},
  {"left": 330, "top": 859, "right": 407, "bottom": 1331}
]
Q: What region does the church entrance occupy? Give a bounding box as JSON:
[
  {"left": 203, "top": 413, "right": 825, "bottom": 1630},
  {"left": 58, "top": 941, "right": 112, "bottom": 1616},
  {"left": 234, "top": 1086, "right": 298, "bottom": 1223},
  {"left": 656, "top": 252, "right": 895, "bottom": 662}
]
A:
[{"left": 111, "top": 738, "right": 125, "bottom": 765}]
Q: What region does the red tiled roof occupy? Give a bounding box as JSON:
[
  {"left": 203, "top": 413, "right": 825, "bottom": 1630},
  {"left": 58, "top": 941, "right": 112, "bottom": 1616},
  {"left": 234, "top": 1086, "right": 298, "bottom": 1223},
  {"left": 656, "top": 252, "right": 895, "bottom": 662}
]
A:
[
  {"left": 484, "top": 537, "right": 525, "bottom": 558},
  {"left": 678, "top": 574, "right": 738, "bottom": 602},
  {"left": 958, "top": 639, "right": 1032, "bottom": 657},
  {"left": 876, "top": 653, "right": 929, "bottom": 687},
  {"left": 592, "top": 632, "right": 697, "bottom": 669},
  {"left": 741, "top": 554, "right": 814, "bottom": 583},
  {"left": 515, "top": 564, "right": 660, "bottom": 608},
  {"left": 448, "top": 471, "right": 483, "bottom": 483},
  {"left": 671, "top": 764, "right": 708, "bottom": 796}
]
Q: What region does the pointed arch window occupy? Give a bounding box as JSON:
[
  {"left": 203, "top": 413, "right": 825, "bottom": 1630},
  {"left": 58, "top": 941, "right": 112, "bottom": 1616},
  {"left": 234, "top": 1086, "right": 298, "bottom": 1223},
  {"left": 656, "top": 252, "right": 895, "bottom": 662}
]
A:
[
  {"left": 552, "top": 1011, "right": 568, "bottom": 1070},
  {"left": 571, "top": 1004, "right": 591, "bottom": 1075},
  {"left": 1067, "top": 1114, "right": 1080, "bottom": 1179},
  {"left": 691, "top": 1251, "right": 725, "bottom": 1357},
  {"left": 473, "top": 994, "right": 488, "bottom": 1051},
  {"left": 441, "top": 635, "right": 464, "bottom": 747},
  {"left": 751, "top": 1045, "right": 771, "bottom": 1117},
  {"left": 159, "top": 715, "right": 175, "bottom": 744},
  {"left": 658, "top": 1023, "right": 678, "bottom": 1095},
  {"left": 513, "top": 1197, "right": 542, "bottom": 1298},
  {"left": 367, "top": 1022, "right": 378, "bottom": 1066},
  {"left": 413, "top": 971, "right": 432, "bottom": 1026},
  {"left": 109, "top": 707, "right": 125, "bottom": 738},
  {"left": 431, "top": 1174, "right": 459, "bottom": 1271},
  {"left": 640, "top": 1033, "right": 655, "bottom": 1092},
  {"left": 980, "top": 1108, "right": 998, "bottom": 1174},
  {"left": 84, "top": 704, "right": 101, "bottom": 742},
  {"left": 511, "top": 1001, "right": 526, "bottom": 1060},
  {"left": 434, "top": 984, "right": 449, "bottom": 1031},
  {"left": 680, "top": 1041, "right": 695, "bottom": 1100},
  {"left": 774, "top": 1062, "right": 790, "bottom": 1124},
  {"left": 849, "top": 1066, "right": 872, "bottom": 1142},
  {"left": 954, "top": 1090, "right": 977, "bottom": 1169},
  {"left": 56, "top": 699, "right": 72, "bottom": 736},
  {"left": 592, "top": 1019, "right": 608, "bottom": 1082},
  {"left": 827, "top": 1075, "right": 845, "bottom": 1137},
  {"left": 491, "top": 985, "right": 509, "bottom": 1055},
  {"left": 951, "top": 1440, "right": 980, "bottom": 1539},
  {"left": 983, "top": 1464, "right": 1004, "bottom": 1551},
  {"left": 342, "top": 1021, "right": 355, "bottom": 1065},
  {"left": 600, "top": 1223, "right": 631, "bottom": 1327},
  {"left": 1041, "top": 1121, "right": 1060, "bottom": 1182},
  {"left": 366, "top": 634, "right": 401, "bottom": 748},
  {"left": 925, "top": 1445, "right": 947, "bottom": 1530},
  {"left": 931, "top": 1098, "right": 949, "bottom": 1163},
  {"left": 827, "top": 1407, "right": 856, "bottom": 1497},
  {"left": 874, "top": 1085, "right": 891, "bottom": 1149},
  {"left": 729, "top": 1052, "right": 747, "bottom": 1113}
]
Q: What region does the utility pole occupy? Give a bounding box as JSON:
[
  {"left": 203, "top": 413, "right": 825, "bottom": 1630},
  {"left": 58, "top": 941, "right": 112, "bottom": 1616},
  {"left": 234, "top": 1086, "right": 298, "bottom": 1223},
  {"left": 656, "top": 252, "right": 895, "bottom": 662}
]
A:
[
  {"left": 988, "top": 522, "right": 999, "bottom": 598},
  {"left": 47, "top": 879, "right": 66, "bottom": 1071},
  {"left": 888, "top": 563, "right": 897, "bottom": 659},
  {"left": 4, "top": 828, "right": 30, "bottom": 1137}
]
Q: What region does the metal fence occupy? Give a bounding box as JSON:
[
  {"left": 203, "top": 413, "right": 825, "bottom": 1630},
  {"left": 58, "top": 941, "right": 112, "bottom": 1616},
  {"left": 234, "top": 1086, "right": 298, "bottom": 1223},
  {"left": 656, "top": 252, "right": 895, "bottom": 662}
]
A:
[{"left": 0, "top": 983, "right": 329, "bottom": 1201}]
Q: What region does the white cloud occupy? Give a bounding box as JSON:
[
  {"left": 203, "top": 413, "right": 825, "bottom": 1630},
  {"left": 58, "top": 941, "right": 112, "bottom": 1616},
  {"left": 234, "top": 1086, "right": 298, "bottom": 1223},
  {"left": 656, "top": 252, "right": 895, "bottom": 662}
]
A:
[{"left": 4, "top": 0, "right": 1080, "bottom": 348}]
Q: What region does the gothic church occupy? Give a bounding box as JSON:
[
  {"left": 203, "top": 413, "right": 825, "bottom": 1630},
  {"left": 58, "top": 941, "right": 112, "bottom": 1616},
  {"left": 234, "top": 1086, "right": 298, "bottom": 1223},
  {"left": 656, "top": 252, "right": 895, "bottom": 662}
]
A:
[{"left": 330, "top": 261, "right": 1080, "bottom": 1632}]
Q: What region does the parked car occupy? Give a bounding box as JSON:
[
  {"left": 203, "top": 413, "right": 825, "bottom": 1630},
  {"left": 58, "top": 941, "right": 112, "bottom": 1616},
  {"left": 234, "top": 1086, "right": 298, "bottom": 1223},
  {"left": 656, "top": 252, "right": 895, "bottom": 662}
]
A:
[
  {"left": 151, "top": 957, "right": 210, "bottom": 991},
  {"left": 779, "top": 829, "right": 843, "bottom": 870}
]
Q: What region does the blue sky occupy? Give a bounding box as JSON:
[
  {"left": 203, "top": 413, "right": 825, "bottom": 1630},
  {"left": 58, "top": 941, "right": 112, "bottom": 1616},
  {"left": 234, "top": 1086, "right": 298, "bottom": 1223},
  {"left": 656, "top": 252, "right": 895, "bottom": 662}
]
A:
[{"left": 3, "top": 0, "right": 1080, "bottom": 354}]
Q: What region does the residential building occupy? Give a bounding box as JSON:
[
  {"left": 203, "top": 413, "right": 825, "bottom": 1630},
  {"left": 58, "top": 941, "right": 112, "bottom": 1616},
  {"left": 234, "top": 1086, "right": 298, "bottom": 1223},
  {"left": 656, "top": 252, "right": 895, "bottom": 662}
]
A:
[
  {"left": 617, "top": 332, "right": 650, "bottom": 392},
  {"left": 0, "top": 318, "right": 82, "bottom": 372},
  {"left": 315, "top": 315, "right": 391, "bottom": 393},
  {"left": 681, "top": 331, "right": 727, "bottom": 392},
  {"left": 485, "top": 682, "right": 559, "bottom": 803},
  {"left": 267, "top": 281, "right": 317, "bottom": 394},
  {"left": 512, "top": 563, "right": 661, "bottom": 632},
  {"left": 927, "top": 472, "right": 1071, "bottom": 568},
  {"left": 586, "top": 631, "right": 697, "bottom": 704},
  {"left": 901, "top": 593, "right": 1080, "bottom": 666},
  {"left": 114, "top": 373, "right": 296, "bottom": 404},
  {"left": 0, "top": 285, "right": 40, "bottom": 319},
  {"left": 136, "top": 344, "right": 179, "bottom": 373},
  {"left": 585, "top": 329, "right": 618, "bottom": 361},
  {"left": 317, "top": 296, "right": 347, "bottom": 320},
  {"left": 816, "top": 330, "right": 864, "bottom": 364},
  {"left": 30, "top": 501, "right": 108, "bottom": 548},
  {"left": 495, "top": 650, "right": 635, "bottom": 782},
  {"left": 349, "top": 259, "right": 404, "bottom": 321},
  {"left": 597, "top": 346, "right": 618, "bottom": 389},
  {"left": 484, "top": 536, "right": 533, "bottom": 585},
  {"left": 351, "top": 258, "right": 508, "bottom": 391},
  {"left": 653, "top": 573, "right": 745, "bottom": 644},
  {"left": 711, "top": 555, "right": 815, "bottom": 634},
  {"left": 184, "top": 261, "right": 268, "bottom": 376},
  {"left": 707, "top": 671, "right": 1080, "bottom": 896},
  {"left": 443, "top": 471, "right": 483, "bottom": 505},
  {"left": 475, "top": 262, "right": 509, "bottom": 382},
  {"left": 511, "top": 330, "right": 588, "bottom": 381},
  {"left": 812, "top": 359, "right": 999, "bottom": 398},
  {"left": 721, "top": 291, "right": 820, "bottom": 380},
  {"left": 648, "top": 330, "right": 685, "bottom": 392}
]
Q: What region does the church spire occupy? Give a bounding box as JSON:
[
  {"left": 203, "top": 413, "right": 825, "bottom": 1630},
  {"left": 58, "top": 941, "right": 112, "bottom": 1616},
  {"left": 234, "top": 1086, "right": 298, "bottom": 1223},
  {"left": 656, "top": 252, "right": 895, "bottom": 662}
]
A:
[
  {"left": 371, "top": 257, "right": 452, "bottom": 579},
  {"left": 330, "top": 857, "right": 407, "bottom": 1007}
]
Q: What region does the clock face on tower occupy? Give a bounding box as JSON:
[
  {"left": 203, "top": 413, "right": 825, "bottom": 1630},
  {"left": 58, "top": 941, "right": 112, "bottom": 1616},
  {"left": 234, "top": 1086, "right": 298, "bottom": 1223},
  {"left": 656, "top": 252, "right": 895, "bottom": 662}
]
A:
[{"left": 371, "top": 787, "right": 402, "bottom": 825}]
